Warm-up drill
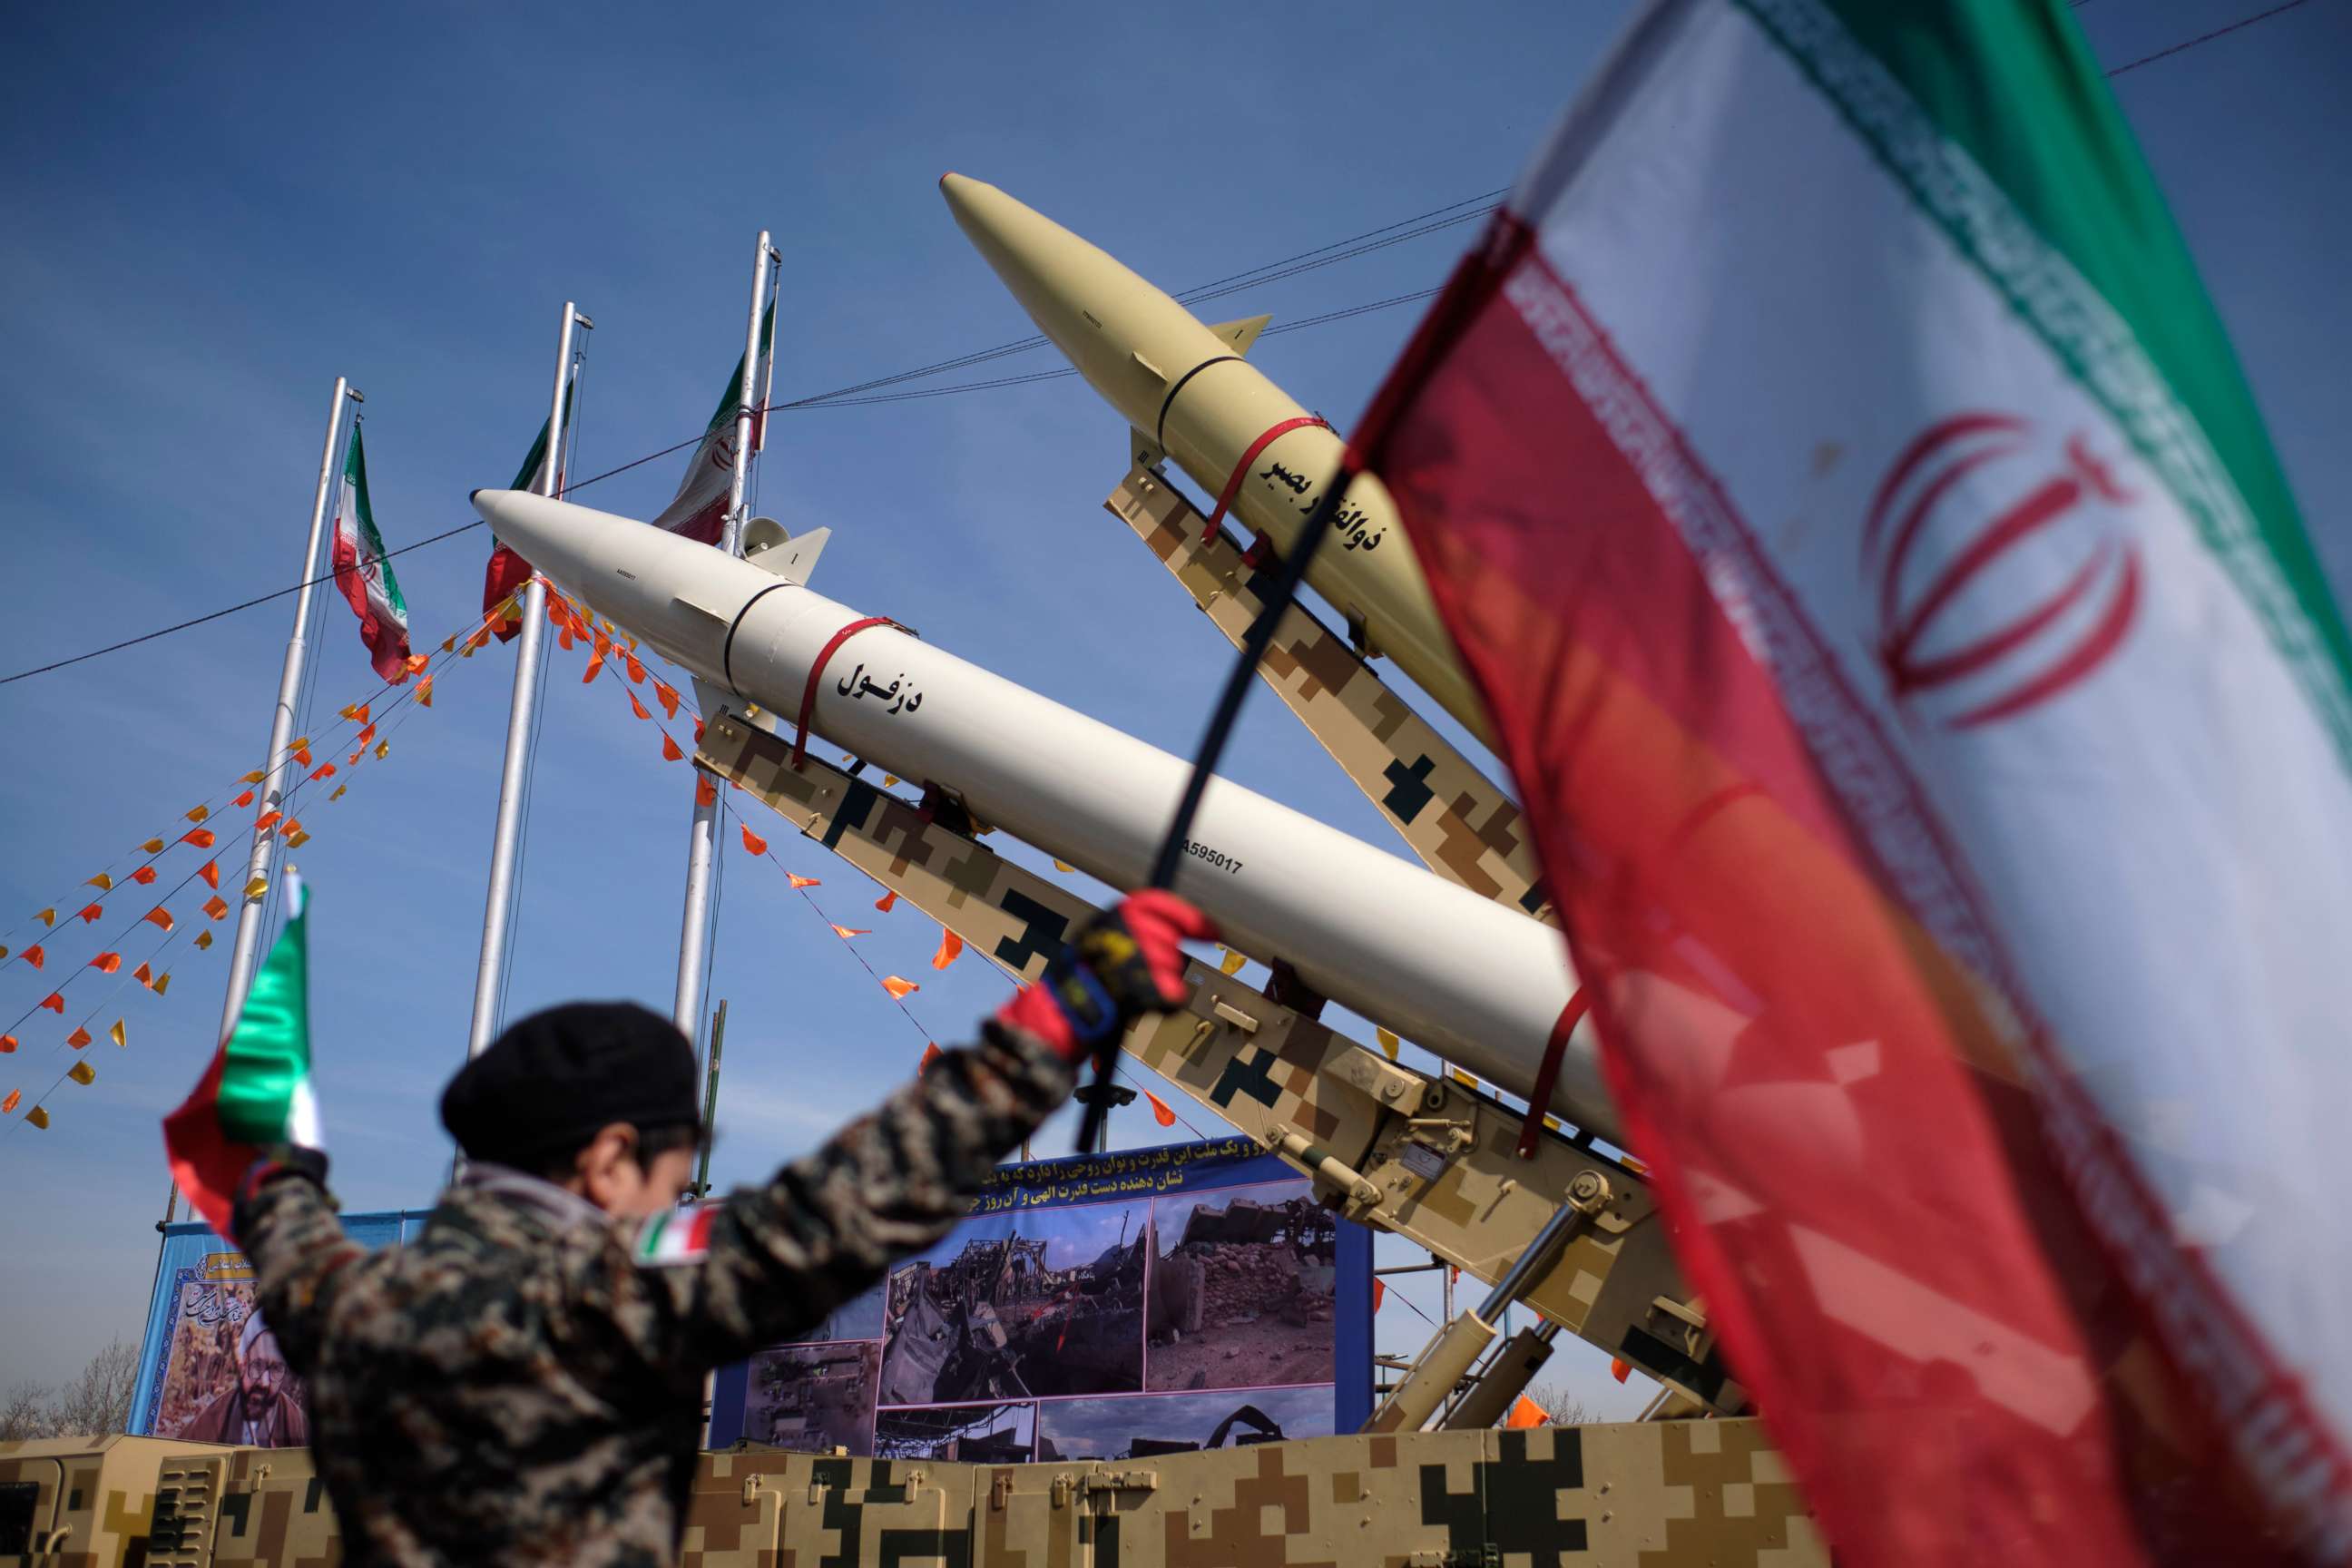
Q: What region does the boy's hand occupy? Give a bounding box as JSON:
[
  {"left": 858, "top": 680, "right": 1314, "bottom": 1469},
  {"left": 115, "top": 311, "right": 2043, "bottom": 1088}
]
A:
[{"left": 992, "top": 891, "right": 1218, "bottom": 1063}]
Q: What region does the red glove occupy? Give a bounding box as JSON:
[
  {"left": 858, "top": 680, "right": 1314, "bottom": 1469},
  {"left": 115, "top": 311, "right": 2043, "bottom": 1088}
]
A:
[{"left": 994, "top": 891, "right": 1218, "bottom": 1063}]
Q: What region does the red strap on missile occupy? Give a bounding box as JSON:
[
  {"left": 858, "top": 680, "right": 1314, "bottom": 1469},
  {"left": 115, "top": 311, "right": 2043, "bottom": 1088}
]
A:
[
  {"left": 794, "top": 615, "right": 908, "bottom": 768},
  {"left": 1515, "top": 987, "right": 1592, "bottom": 1160},
  {"left": 1203, "top": 416, "right": 1331, "bottom": 545}
]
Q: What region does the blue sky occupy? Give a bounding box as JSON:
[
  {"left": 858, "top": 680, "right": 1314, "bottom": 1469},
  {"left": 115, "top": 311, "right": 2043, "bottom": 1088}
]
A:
[{"left": 1, "top": 0, "right": 2345, "bottom": 1426}]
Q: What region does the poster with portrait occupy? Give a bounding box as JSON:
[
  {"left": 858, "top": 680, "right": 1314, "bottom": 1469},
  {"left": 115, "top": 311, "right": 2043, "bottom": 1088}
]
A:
[
  {"left": 131, "top": 1210, "right": 415, "bottom": 1444},
  {"left": 710, "top": 1139, "right": 1371, "bottom": 1463}
]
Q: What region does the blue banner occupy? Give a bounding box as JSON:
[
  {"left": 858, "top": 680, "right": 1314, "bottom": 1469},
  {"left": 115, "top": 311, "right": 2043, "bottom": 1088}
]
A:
[{"left": 709, "top": 1139, "right": 1373, "bottom": 1460}]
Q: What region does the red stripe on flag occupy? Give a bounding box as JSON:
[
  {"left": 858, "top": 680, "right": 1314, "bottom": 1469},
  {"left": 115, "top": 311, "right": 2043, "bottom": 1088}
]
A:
[
  {"left": 1365, "top": 230, "right": 2292, "bottom": 1563},
  {"left": 332, "top": 529, "right": 412, "bottom": 682}
]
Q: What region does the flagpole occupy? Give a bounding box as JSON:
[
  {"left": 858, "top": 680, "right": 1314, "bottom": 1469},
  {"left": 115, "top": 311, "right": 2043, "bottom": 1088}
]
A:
[
  {"left": 671, "top": 232, "right": 779, "bottom": 1046},
  {"left": 464, "top": 302, "right": 590, "bottom": 1067},
  {"left": 218, "top": 377, "right": 361, "bottom": 1043}
]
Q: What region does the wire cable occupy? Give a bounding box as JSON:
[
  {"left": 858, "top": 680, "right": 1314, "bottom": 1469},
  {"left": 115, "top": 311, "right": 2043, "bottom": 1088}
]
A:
[{"left": 2104, "top": 0, "right": 2314, "bottom": 76}]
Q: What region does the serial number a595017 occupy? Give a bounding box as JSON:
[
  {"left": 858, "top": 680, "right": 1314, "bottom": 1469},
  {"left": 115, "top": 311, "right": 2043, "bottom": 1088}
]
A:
[{"left": 1183, "top": 840, "right": 1243, "bottom": 875}]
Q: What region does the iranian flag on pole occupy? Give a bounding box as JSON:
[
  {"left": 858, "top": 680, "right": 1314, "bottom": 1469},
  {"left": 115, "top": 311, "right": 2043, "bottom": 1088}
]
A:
[
  {"left": 328, "top": 426, "right": 412, "bottom": 681},
  {"left": 483, "top": 398, "right": 573, "bottom": 642},
  {"left": 163, "top": 874, "right": 320, "bottom": 1237},
  {"left": 650, "top": 298, "right": 776, "bottom": 546},
  {"left": 1361, "top": 2, "right": 2352, "bottom": 1563}
]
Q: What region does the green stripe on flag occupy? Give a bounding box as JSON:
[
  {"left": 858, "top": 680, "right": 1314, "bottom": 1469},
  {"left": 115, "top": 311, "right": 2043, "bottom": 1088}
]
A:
[
  {"left": 1740, "top": 0, "right": 2352, "bottom": 764},
  {"left": 217, "top": 887, "right": 312, "bottom": 1144}
]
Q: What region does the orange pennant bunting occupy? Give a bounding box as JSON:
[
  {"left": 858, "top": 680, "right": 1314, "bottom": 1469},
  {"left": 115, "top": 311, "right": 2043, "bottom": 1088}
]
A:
[
  {"left": 557, "top": 623, "right": 575, "bottom": 652},
  {"left": 652, "top": 731, "right": 681, "bottom": 763},
  {"left": 693, "top": 718, "right": 705, "bottom": 743},
  {"left": 77, "top": 903, "right": 102, "bottom": 924},
  {"left": 254, "top": 810, "right": 282, "bottom": 832},
  {"left": 92, "top": 952, "right": 121, "bottom": 974},
  {"left": 881, "top": 975, "right": 919, "bottom": 1001},
  {"left": 1504, "top": 1396, "right": 1550, "bottom": 1430},
  {"left": 461, "top": 628, "right": 490, "bottom": 656},
  {"left": 830, "top": 925, "right": 870, "bottom": 940},
  {"left": 68, "top": 1060, "right": 94, "bottom": 1085},
  {"left": 87, "top": 873, "right": 113, "bottom": 891},
  {"left": 1611, "top": 1357, "right": 1632, "bottom": 1384},
  {"left": 628, "top": 691, "right": 651, "bottom": 721},
  {"left": 203, "top": 896, "right": 229, "bottom": 921},
  {"left": 194, "top": 932, "right": 213, "bottom": 951},
  {"left": 133, "top": 963, "right": 152, "bottom": 987},
  {"left": 328, "top": 785, "right": 348, "bottom": 802},
  {"left": 788, "top": 874, "right": 821, "bottom": 890},
  {"left": 0, "top": 1037, "right": 12, "bottom": 1054},
  {"left": 348, "top": 748, "right": 365, "bottom": 767},
  {"left": 931, "top": 930, "right": 964, "bottom": 971},
  {"left": 181, "top": 828, "right": 216, "bottom": 848},
  {"left": 1144, "top": 1090, "right": 1177, "bottom": 1128},
  {"left": 404, "top": 653, "right": 429, "bottom": 675},
  {"left": 39, "top": 994, "right": 64, "bottom": 1015},
  {"left": 740, "top": 825, "right": 769, "bottom": 856},
  {"left": 310, "top": 761, "right": 338, "bottom": 781},
  {"left": 442, "top": 635, "right": 456, "bottom": 653},
  {"left": 284, "top": 829, "right": 311, "bottom": 849},
  {"left": 34, "top": 909, "right": 54, "bottom": 928},
  {"left": 356, "top": 722, "right": 377, "bottom": 745},
  {"left": 291, "top": 743, "right": 312, "bottom": 769},
  {"left": 696, "top": 775, "right": 717, "bottom": 808},
  {"left": 66, "top": 1025, "right": 91, "bottom": 1048},
  {"left": 110, "top": 1020, "right": 124, "bottom": 1049},
  {"left": 240, "top": 769, "right": 267, "bottom": 785},
  {"left": 373, "top": 740, "right": 388, "bottom": 761},
  {"left": 231, "top": 789, "right": 255, "bottom": 808},
  {"left": 141, "top": 838, "right": 166, "bottom": 854},
  {"left": 152, "top": 972, "right": 171, "bottom": 995},
  {"left": 624, "top": 652, "right": 645, "bottom": 684},
  {"left": 653, "top": 682, "right": 680, "bottom": 719},
  {"left": 920, "top": 1043, "right": 943, "bottom": 1072},
  {"left": 200, "top": 859, "right": 222, "bottom": 890},
  {"left": 279, "top": 818, "right": 303, "bottom": 840},
  {"left": 132, "top": 866, "right": 156, "bottom": 886},
  {"left": 185, "top": 804, "right": 211, "bottom": 824},
  {"left": 242, "top": 878, "right": 267, "bottom": 899},
  {"left": 23, "top": 946, "right": 43, "bottom": 970},
  {"left": 1, "top": 1089, "right": 16, "bottom": 1112},
  {"left": 582, "top": 652, "right": 606, "bottom": 683},
  {"left": 1373, "top": 1279, "right": 1387, "bottom": 1313},
  {"left": 875, "top": 891, "right": 898, "bottom": 913},
  {"left": 340, "top": 702, "right": 370, "bottom": 723},
  {"left": 143, "top": 908, "right": 173, "bottom": 932},
  {"left": 24, "top": 1105, "right": 47, "bottom": 1129},
  {"left": 416, "top": 674, "right": 435, "bottom": 708}
]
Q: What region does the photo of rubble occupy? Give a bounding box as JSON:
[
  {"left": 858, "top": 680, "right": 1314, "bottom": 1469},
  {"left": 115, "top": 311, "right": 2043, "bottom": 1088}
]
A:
[
  {"left": 742, "top": 1340, "right": 881, "bottom": 1456},
  {"left": 1034, "top": 1383, "right": 1334, "bottom": 1462},
  {"left": 804, "top": 1279, "right": 886, "bottom": 1344},
  {"left": 1147, "top": 1179, "right": 1338, "bottom": 1391},
  {"left": 878, "top": 1200, "right": 1149, "bottom": 1405},
  {"left": 873, "top": 1401, "right": 1037, "bottom": 1463}
]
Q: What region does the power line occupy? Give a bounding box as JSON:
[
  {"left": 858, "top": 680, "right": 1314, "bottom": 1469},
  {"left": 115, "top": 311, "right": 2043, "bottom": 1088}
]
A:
[{"left": 2106, "top": 0, "right": 2315, "bottom": 77}]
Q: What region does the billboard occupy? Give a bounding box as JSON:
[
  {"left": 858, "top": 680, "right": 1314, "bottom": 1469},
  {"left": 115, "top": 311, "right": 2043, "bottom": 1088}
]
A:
[
  {"left": 130, "top": 1210, "right": 423, "bottom": 1444},
  {"left": 710, "top": 1139, "right": 1372, "bottom": 1461}
]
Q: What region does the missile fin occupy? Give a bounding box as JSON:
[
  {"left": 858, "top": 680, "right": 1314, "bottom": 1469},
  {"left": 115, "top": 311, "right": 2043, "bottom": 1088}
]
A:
[
  {"left": 1206, "top": 314, "right": 1271, "bottom": 358},
  {"left": 749, "top": 524, "right": 830, "bottom": 586},
  {"left": 1130, "top": 427, "right": 1167, "bottom": 473}
]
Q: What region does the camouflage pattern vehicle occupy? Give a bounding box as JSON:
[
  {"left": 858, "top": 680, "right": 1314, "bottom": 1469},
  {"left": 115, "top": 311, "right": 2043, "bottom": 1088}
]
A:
[{"left": 0, "top": 1416, "right": 1824, "bottom": 1565}]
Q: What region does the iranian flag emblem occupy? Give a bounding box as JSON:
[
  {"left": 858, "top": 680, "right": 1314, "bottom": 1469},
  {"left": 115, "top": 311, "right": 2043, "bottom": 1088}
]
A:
[
  {"left": 330, "top": 426, "right": 413, "bottom": 681},
  {"left": 651, "top": 299, "right": 776, "bottom": 546},
  {"left": 163, "top": 873, "right": 321, "bottom": 1236}
]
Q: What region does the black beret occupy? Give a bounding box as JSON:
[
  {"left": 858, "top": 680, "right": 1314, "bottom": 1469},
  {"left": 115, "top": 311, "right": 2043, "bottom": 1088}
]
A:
[{"left": 441, "top": 1001, "right": 699, "bottom": 1167}]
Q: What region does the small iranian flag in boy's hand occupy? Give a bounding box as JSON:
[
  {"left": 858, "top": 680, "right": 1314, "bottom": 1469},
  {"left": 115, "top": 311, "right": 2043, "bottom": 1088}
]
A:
[{"left": 164, "top": 872, "right": 321, "bottom": 1235}]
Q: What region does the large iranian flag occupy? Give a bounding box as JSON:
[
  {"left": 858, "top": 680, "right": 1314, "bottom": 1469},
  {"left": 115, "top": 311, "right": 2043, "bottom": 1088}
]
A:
[
  {"left": 329, "top": 426, "right": 412, "bottom": 681},
  {"left": 163, "top": 874, "right": 319, "bottom": 1237},
  {"left": 650, "top": 298, "right": 777, "bottom": 545},
  {"left": 1362, "top": 2, "right": 2351, "bottom": 1563}
]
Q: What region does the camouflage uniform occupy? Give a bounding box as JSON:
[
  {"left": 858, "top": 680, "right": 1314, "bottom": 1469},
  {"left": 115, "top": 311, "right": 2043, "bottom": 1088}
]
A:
[{"left": 231, "top": 1019, "right": 1073, "bottom": 1567}]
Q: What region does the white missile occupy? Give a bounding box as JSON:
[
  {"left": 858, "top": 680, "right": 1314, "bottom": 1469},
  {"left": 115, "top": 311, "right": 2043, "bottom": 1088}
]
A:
[
  {"left": 468, "top": 488, "right": 1611, "bottom": 1141},
  {"left": 939, "top": 172, "right": 1492, "bottom": 746}
]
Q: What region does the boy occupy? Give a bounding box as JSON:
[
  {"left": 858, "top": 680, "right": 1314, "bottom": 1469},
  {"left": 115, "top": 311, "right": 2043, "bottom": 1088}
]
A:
[{"left": 233, "top": 891, "right": 1210, "bottom": 1566}]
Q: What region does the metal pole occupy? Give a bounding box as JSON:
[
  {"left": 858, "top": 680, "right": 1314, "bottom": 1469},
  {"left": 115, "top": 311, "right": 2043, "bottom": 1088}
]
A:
[
  {"left": 217, "top": 378, "right": 359, "bottom": 1047},
  {"left": 672, "top": 232, "right": 779, "bottom": 1042},
  {"left": 465, "top": 302, "right": 588, "bottom": 1063},
  {"left": 693, "top": 999, "right": 727, "bottom": 1200}
]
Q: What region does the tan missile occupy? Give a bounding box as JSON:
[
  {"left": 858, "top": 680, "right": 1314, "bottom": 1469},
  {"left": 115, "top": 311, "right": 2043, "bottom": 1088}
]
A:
[{"left": 939, "top": 173, "right": 1492, "bottom": 745}]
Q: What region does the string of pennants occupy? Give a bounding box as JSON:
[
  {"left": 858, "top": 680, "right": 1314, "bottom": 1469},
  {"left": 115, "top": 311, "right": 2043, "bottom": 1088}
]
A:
[
  {"left": 544, "top": 586, "right": 1207, "bottom": 1140},
  {"left": 0, "top": 593, "right": 521, "bottom": 1133}
]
